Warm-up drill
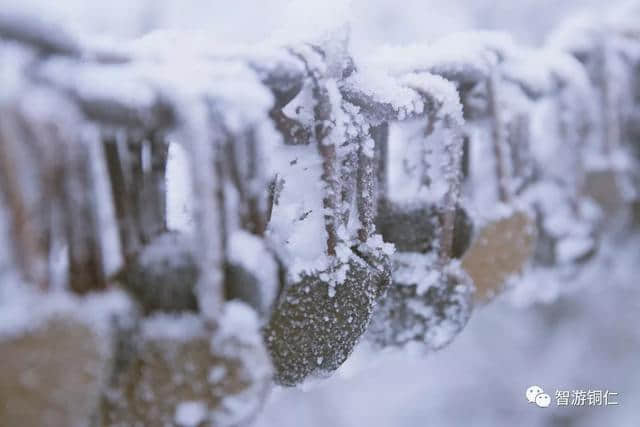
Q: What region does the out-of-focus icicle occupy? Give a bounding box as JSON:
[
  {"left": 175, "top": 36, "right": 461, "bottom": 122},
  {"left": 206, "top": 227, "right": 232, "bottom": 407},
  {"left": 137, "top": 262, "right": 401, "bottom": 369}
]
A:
[
  {"left": 183, "top": 103, "right": 225, "bottom": 323},
  {"left": 401, "top": 73, "right": 465, "bottom": 264},
  {"left": 0, "top": 108, "right": 50, "bottom": 289}
]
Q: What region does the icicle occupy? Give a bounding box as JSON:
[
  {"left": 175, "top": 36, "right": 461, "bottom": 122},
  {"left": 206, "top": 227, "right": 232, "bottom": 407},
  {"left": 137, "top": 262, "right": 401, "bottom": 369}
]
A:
[
  {"left": 61, "top": 128, "right": 109, "bottom": 294},
  {"left": 215, "top": 104, "right": 280, "bottom": 320},
  {"left": 141, "top": 132, "right": 170, "bottom": 240},
  {"left": 400, "top": 73, "right": 466, "bottom": 264},
  {"left": 0, "top": 86, "right": 114, "bottom": 294},
  {"left": 0, "top": 110, "right": 49, "bottom": 289},
  {"left": 184, "top": 103, "right": 225, "bottom": 323},
  {"left": 102, "top": 132, "right": 142, "bottom": 262},
  {"left": 108, "top": 128, "right": 195, "bottom": 313}
]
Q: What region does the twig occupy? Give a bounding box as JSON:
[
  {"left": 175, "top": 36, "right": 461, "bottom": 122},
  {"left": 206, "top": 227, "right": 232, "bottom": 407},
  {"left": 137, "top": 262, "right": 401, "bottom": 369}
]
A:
[
  {"left": 145, "top": 132, "right": 169, "bottom": 238},
  {"left": 60, "top": 130, "right": 107, "bottom": 293},
  {"left": 340, "top": 144, "right": 358, "bottom": 228},
  {"left": 103, "top": 134, "right": 141, "bottom": 262},
  {"left": 356, "top": 135, "right": 377, "bottom": 242},
  {"left": 290, "top": 47, "right": 340, "bottom": 257},
  {"left": 371, "top": 123, "right": 389, "bottom": 198},
  {"left": 487, "top": 70, "right": 511, "bottom": 204}
]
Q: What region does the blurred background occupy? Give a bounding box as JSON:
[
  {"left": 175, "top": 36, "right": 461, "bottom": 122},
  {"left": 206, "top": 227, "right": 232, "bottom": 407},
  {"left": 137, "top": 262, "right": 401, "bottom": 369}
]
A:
[
  {"left": 2, "top": 1, "right": 635, "bottom": 425},
  {"left": 254, "top": 234, "right": 640, "bottom": 427},
  {"left": 2, "top": 0, "right": 603, "bottom": 46}
]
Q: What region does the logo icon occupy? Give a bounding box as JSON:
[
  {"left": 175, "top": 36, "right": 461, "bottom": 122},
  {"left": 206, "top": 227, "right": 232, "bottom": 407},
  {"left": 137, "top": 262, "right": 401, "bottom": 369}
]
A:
[{"left": 526, "top": 385, "right": 550, "bottom": 408}]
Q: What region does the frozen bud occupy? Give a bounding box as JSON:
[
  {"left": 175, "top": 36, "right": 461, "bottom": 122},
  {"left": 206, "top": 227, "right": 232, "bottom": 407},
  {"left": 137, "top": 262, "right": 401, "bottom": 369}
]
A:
[
  {"left": 264, "top": 246, "right": 391, "bottom": 386},
  {"left": 367, "top": 257, "right": 473, "bottom": 351}
]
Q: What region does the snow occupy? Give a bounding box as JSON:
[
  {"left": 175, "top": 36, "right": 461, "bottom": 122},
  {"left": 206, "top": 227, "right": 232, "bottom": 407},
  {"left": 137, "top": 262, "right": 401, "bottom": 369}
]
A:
[
  {"left": 228, "top": 230, "right": 279, "bottom": 316},
  {"left": 167, "top": 142, "right": 195, "bottom": 231},
  {"left": 208, "top": 366, "right": 227, "bottom": 384},
  {"left": 39, "top": 59, "right": 158, "bottom": 116},
  {"left": 365, "top": 234, "right": 395, "bottom": 257},
  {"left": 213, "top": 301, "right": 261, "bottom": 346},
  {"left": 140, "top": 313, "right": 206, "bottom": 342},
  {"left": 400, "top": 73, "right": 464, "bottom": 124},
  {"left": 255, "top": 234, "right": 640, "bottom": 427},
  {"left": 343, "top": 70, "right": 426, "bottom": 121},
  {"left": 0, "top": 279, "right": 135, "bottom": 347},
  {"left": 0, "top": 0, "right": 639, "bottom": 426},
  {"left": 367, "top": 256, "right": 473, "bottom": 351},
  {"left": 209, "top": 302, "right": 272, "bottom": 426},
  {"left": 392, "top": 252, "right": 441, "bottom": 294},
  {"left": 266, "top": 143, "right": 331, "bottom": 280},
  {"left": 137, "top": 232, "right": 193, "bottom": 271},
  {"left": 174, "top": 401, "right": 208, "bottom": 427},
  {"left": 364, "top": 31, "right": 516, "bottom": 82}
]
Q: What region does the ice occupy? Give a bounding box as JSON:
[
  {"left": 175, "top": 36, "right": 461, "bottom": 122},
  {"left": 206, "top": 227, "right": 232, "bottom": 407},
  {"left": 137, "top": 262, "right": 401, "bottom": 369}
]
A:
[{"left": 0, "top": 278, "right": 135, "bottom": 343}]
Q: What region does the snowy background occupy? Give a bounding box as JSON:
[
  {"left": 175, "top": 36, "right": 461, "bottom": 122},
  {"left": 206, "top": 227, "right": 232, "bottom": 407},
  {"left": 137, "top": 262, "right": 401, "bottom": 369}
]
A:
[
  {"left": 3, "top": 0, "right": 604, "bottom": 47},
  {"left": 254, "top": 234, "right": 640, "bottom": 427},
  {"left": 1, "top": 0, "right": 637, "bottom": 426}
]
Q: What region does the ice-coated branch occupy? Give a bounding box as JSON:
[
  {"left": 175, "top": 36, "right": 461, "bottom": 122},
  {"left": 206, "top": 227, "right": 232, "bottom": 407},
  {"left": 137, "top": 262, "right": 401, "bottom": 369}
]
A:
[
  {"left": 102, "top": 134, "right": 141, "bottom": 262},
  {"left": 269, "top": 110, "right": 312, "bottom": 145},
  {"left": 487, "top": 69, "right": 511, "bottom": 203},
  {"left": 371, "top": 123, "right": 390, "bottom": 197},
  {"left": 340, "top": 136, "right": 360, "bottom": 229},
  {"left": 146, "top": 133, "right": 170, "bottom": 237},
  {"left": 402, "top": 73, "right": 465, "bottom": 263},
  {"left": 182, "top": 103, "right": 226, "bottom": 322},
  {"left": 289, "top": 46, "right": 341, "bottom": 256},
  {"left": 356, "top": 135, "right": 378, "bottom": 242},
  {"left": 505, "top": 113, "right": 535, "bottom": 195}
]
